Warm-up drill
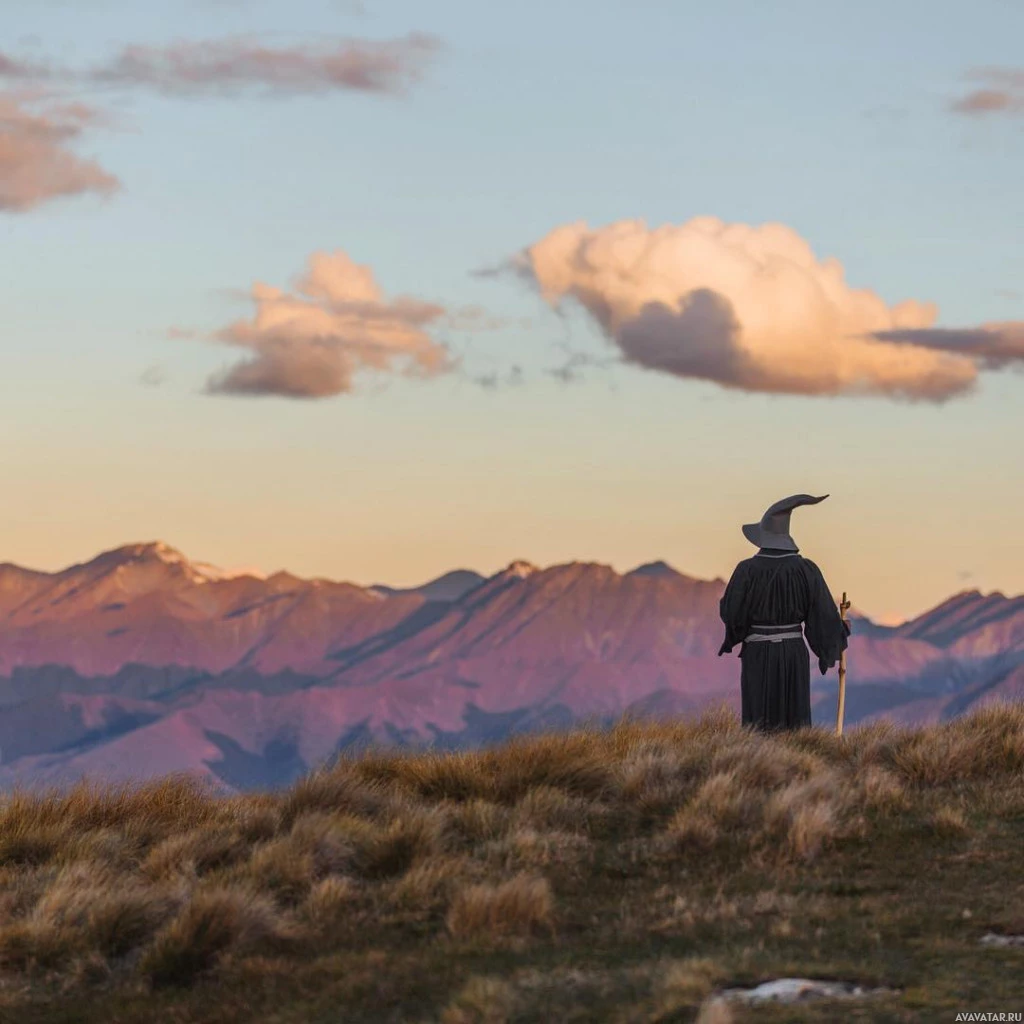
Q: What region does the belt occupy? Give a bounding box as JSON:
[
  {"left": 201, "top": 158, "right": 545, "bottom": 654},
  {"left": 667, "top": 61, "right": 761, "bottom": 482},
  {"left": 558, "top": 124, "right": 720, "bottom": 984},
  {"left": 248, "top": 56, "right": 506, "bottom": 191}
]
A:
[{"left": 743, "top": 622, "right": 803, "bottom": 643}]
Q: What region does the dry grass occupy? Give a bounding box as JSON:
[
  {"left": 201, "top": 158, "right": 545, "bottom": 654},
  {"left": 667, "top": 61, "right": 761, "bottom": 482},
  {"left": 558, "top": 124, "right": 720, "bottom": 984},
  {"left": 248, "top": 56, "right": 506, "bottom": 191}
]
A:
[
  {"left": 695, "top": 995, "right": 734, "bottom": 1024},
  {"left": 440, "top": 974, "right": 518, "bottom": 1024},
  {"left": 871, "top": 702, "right": 1024, "bottom": 784},
  {"left": 140, "top": 886, "right": 292, "bottom": 987},
  {"left": 0, "top": 700, "right": 1020, "bottom": 1020},
  {"left": 445, "top": 873, "right": 554, "bottom": 940},
  {"left": 653, "top": 955, "right": 723, "bottom": 1009},
  {"left": 929, "top": 805, "right": 970, "bottom": 838}
]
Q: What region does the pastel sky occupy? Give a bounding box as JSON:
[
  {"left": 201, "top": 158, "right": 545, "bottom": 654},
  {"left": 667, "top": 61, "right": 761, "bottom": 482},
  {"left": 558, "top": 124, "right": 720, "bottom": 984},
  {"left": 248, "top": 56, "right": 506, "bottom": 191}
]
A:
[{"left": 1, "top": 0, "right": 1022, "bottom": 624}]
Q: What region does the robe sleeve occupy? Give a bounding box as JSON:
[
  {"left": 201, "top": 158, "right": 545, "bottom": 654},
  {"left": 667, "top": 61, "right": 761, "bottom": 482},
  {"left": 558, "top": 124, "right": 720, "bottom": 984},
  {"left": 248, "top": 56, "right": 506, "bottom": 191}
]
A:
[
  {"left": 718, "top": 562, "right": 751, "bottom": 656},
  {"left": 802, "top": 558, "right": 850, "bottom": 675}
]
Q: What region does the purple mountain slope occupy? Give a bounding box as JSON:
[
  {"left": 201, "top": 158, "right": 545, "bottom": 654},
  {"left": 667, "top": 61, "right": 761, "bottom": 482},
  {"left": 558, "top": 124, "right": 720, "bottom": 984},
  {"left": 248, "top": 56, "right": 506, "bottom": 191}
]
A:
[{"left": 0, "top": 543, "right": 1019, "bottom": 792}]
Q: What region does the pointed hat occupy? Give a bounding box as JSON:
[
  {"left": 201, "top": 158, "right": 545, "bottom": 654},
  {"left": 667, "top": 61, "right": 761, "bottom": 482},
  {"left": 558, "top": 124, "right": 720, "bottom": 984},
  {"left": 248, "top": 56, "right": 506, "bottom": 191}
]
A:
[{"left": 742, "top": 493, "right": 829, "bottom": 551}]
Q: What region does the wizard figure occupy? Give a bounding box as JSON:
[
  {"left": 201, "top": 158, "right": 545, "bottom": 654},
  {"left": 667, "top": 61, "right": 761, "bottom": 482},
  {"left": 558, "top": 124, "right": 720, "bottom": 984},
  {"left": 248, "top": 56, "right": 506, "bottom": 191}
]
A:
[{"left": 718, "top": 494, "right": 850, "bottom": 731}]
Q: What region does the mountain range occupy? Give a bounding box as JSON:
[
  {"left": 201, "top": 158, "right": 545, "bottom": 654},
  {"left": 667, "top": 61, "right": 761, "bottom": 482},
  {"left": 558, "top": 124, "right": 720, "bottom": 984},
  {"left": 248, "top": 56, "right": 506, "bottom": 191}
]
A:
[{"left": 0, "top": 542, "right": 1021, "bottom": 792}]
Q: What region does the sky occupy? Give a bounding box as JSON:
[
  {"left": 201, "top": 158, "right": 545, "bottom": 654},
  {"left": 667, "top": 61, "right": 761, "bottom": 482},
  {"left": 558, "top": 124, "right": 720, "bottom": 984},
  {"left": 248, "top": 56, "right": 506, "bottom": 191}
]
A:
[{"left": 1, "top": 0, "right": 1022, "bottom": 624}]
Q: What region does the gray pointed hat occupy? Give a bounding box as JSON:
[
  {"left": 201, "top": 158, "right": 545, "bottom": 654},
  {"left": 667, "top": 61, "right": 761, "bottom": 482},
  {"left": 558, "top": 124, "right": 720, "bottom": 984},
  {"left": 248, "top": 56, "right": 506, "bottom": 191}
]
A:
[{"left": 742, "top": 493, "right": 829, "bottom": 551}]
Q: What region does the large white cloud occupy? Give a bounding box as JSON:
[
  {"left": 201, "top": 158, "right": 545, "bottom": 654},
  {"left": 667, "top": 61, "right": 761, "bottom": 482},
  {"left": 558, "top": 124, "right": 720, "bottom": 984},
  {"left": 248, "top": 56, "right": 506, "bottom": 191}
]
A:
[
  {"left": 509, "top": 217, "right": 1022, "bottom": 401},
  {"left": 205, "top": 251, "right": 456, "bottom": 398}
]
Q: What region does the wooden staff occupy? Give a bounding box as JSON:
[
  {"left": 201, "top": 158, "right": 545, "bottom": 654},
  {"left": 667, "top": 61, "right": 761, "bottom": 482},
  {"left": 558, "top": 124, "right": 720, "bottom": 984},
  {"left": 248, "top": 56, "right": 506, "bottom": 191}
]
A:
[{"left": 836, "top": 591, "right": 851, "bottom": 736}]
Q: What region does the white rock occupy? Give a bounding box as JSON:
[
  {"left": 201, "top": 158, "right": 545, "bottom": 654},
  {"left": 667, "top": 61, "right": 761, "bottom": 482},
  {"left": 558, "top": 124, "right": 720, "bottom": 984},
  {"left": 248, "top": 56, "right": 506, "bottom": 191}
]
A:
[
  {"left": 719, "top": 978, "right": 892, "bottom": 1004},
  {"left": 980, "top": 932, "right": 1024, "bottom": 948}
]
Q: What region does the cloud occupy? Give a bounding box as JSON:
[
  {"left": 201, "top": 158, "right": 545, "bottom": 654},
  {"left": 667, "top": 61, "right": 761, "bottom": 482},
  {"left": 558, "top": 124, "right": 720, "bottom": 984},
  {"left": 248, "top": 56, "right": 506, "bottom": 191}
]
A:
[
  {"left": 166, "top": 326, "right": 201, "bottom": 340},
  {"left": 440, "top": 305, "right": 518, "bottom": 333},
  {"left": 544, "top": 345, "right": 618, "bottom": 385},
  {"left": 871, "top": 323, "right": 1024, "bottom": 370},
  {"left": 0, "top": 92, "right": 119, "bottom": 212},
  {"left": 203, "top": 251, "right": 456, "bottom": 398},
  {"left": 0, "top": 54, "right": 49, "bottom": 80},
  {"left": 504, "top": 217, "right": 1015, "bottom": 402},
  {"left": 1, "top": 32, "right": 440, "bottom": 98},
  {"left": 949, "top": 68, "right": 1024, "bottom": 116},
  {"left": 87, "top": 33, "right": 440, "bottom": 98},
  {"left": 474, "top": 365, "right": 523, "bottom": 391}
]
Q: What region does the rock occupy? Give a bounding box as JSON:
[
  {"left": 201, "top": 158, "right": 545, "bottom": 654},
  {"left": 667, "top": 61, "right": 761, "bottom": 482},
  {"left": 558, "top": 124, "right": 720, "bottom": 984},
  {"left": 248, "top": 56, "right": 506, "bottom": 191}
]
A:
[
  {"left": 980, "top": 933, "right": 1024, "bottom": 948},
  {"left": 718, "top": 978, "right": 895, "bottom": 1004}
]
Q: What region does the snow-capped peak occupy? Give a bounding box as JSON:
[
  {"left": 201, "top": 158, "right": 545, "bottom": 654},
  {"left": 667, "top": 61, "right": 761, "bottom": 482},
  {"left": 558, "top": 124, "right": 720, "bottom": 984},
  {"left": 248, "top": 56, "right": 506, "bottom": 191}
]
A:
[
  {"left": 189, "top": 561, "right": 266, "bottom": 583},
  {"left": 102, "top": 541, "right": 190, "bottom": 567},
  {"left": 112, "top": 543, "right": 266, "bottom": 583},
  {"left": 150, "top": 541, "right": 188, "bottom": 565},
  {"left": 504, "top": 559, "right": 538, "bottom": 579}
]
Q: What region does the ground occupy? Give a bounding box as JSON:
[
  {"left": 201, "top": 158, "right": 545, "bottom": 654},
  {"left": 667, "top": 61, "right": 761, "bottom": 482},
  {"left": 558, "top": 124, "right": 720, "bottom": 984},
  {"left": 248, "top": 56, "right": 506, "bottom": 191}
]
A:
[{"left": 1, "top": 703, "right": 1022, "bottom": 1023}]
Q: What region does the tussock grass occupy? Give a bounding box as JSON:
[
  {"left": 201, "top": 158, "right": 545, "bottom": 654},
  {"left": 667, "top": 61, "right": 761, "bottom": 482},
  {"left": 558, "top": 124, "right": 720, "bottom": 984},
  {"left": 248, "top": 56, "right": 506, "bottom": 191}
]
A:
[
  {"left": 481, "top": 825, "right": 592, "bottom": 872},
  {"left": 140, "top": 886, "right": 290, "bottom": 987},
  {"left": 0, "top": 700, "right": 1020, "bottom": 1020},
  {"left": 440, "top": 974, "right": 517, "bottom": 1024},
  {"left": 142, "top": 826, "right": 249, "bottom": 882},
  {"left": 278, "top": 769, "right": 386, "bottom": 826},
  {"left": 445, "top": 873, "right": 554, "bottom": 940},
  {"left": 299, "top": 875, "right": 356, "bottom": 928},
  {"left": 446, "top": 797, "right": 511, "bottom": 846},
  {"left": 30, "top": 863, "right": 179, "bottom": 959},
  {"left": 928, "top": 805, "right": 970, "bottom": 838},
  {"left": 653, "top": 956, "right": 724, "bottom": 1013},
  {"left": 384, "top": 854, "right": 475, "bottom": 912}
]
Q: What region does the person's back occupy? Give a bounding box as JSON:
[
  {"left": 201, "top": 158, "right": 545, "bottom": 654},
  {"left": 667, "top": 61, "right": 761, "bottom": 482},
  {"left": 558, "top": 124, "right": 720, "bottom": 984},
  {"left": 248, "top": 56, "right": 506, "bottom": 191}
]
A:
[{"left": 718, "top": 495, "right": 849, "bottom": 730}]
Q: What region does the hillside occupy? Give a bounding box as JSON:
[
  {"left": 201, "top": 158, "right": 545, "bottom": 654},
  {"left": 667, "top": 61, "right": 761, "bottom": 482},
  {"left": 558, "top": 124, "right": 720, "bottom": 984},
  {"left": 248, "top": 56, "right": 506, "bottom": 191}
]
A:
[
  {"left": 0, "top": 542, "right": 1021, "bottom": 792},
  {"left": 0, "top": 704, "right": 1022, "bottom": 1022}
]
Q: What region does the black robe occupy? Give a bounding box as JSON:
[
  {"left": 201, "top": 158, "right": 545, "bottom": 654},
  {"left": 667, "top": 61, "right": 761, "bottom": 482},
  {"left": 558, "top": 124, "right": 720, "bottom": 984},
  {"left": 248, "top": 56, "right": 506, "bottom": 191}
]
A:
[{"left": 718, "top": 549, "right": 849, "bottom": 730}]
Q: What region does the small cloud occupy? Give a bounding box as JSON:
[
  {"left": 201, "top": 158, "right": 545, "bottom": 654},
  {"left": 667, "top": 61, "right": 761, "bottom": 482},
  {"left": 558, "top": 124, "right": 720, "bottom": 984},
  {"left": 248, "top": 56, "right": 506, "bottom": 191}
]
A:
[
  {"left": 957, "top": 569, "right": 975, "bottom": 582},
  {"left": 441, "top": 305, "right": 513, "bottom": 332},
  {"left": 0, "top": 92, "right": 119, "bottom": 212},
  {"left": 545, "top": 346, "right": 618, "bottom": 385},
  {"left": 474, "top": 365, "right": 523, "bottom": 391},
  {"left": 200, "top": 250, "right": 457, "bottom": 399},
  {"left": 470, "top": 262, "right": 508, "bottom": 280},
  {"left": 1, "top": 32, "right": 441, "bottom": 99},
  {"left": 950, "top": 89, "right": 1019, "bottom": 114},
  {"left": 0, "top": 53, "right": 50, "bottom": 79},
  {"left": 949, "top": 68, "right": 1024, "bottom": 116},
  {"left": 166, "top": 325, "right": 201, "bottom": 340},
  {"left": 89, "top": 33, "right": 441, "bottom": 98},
  {"left": 139, "top": 365, "right": 166, "bottom": 387},
  {"left": 995, "top": 288, "right": 1021, "bottom": 301}
]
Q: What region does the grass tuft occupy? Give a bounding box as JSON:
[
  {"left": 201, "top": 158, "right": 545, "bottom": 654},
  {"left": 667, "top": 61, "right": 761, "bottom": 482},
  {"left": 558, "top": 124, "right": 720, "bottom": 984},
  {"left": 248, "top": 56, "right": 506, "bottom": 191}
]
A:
[
  {"left": 140, "top": 887, "right": 287, "bottom": 988},
  {"left": 446, "top": 873, "right": 554, "bottom": 940}
]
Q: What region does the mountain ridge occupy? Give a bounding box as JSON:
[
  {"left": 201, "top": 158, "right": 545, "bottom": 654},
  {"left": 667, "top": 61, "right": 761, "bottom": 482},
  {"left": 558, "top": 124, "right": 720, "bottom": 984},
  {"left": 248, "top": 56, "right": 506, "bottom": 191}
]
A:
[{"left": 0, "top": 541, "right": 1020, "bottom": 793}]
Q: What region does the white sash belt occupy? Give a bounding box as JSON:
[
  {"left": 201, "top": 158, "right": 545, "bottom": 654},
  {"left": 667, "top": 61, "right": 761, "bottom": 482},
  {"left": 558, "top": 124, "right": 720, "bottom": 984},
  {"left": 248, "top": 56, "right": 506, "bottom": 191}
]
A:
[{"left": 743, "top": 622, "right": 803, "bottom": 643}]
